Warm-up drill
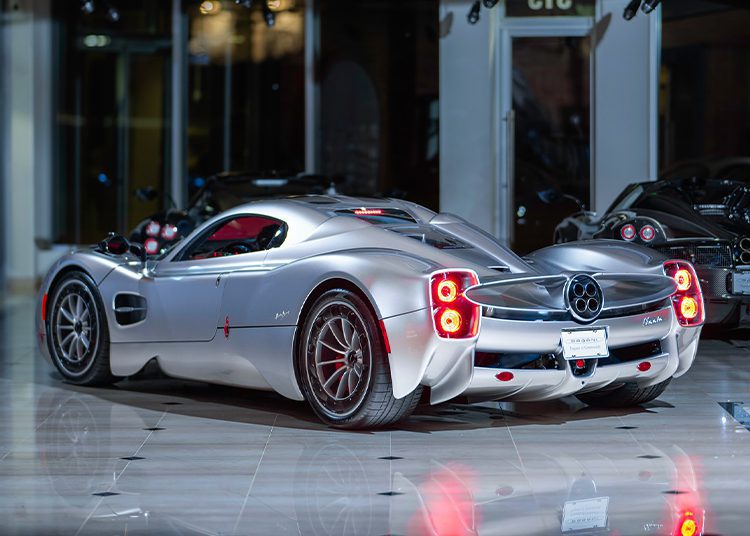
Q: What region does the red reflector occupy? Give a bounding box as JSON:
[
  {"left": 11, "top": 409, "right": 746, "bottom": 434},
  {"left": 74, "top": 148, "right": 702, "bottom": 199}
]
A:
[
  {"left": 575, "top": 359, "right": 585, "bottom": 369},
  {"left": 637, "top": 361, "right": 651, "bottom": 372},
  {"left": 41, "top": 293, "right": 48, "bottom": 322},
  {"left": 379, "top": 319, "right": 391, "bottom": 354},
  {"left": 496, "top": 371, "right": 514, "bottom": 382}
]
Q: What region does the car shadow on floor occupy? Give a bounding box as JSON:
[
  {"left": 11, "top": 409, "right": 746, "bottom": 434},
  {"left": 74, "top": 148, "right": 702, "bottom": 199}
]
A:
[{"left": 46, "top": 367, "right": 665, "bottom": 434}]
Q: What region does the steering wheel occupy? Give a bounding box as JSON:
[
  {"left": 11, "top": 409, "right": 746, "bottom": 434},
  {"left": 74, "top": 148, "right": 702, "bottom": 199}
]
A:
[{"left": 213, "top": 240, "right": 258, "bottom": 256}]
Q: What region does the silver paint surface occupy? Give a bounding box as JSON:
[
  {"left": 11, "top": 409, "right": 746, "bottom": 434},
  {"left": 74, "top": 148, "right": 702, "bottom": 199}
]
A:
[{"left": 37, "top": 196, "right": 702, "bottom": 405}]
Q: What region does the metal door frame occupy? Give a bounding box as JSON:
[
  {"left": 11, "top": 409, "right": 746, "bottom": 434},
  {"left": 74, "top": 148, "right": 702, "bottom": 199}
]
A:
[{"left": 492, "top": 5, "right": 595, "bottom": 246}]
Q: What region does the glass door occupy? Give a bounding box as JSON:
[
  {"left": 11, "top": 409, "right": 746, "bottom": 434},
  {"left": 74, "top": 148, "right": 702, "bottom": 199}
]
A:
[
  {"left": 505, "top": 35, "right": 591, "bottom": 254},
  {"left": 57, "top": 41, "right": 171, "bottom": 244}
]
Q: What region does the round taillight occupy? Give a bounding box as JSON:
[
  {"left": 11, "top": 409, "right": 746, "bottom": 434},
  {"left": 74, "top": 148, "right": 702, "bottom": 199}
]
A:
[
  {"left": 674, "top": 269, "right": 692, "bottom": 292},
  {"left": 496, "top": 371, "right": 514, "bottom": 382},
  {"left": 439, "top": 309, "right": 462, "bottom": 334},
  {"left": 437, "top": 279, "right": 459, "bottom": 303},
  {"left": 145, "top": 220, "right": 161, "bottom": 237},
  {"left": 144, "top": 238, "right": 160, "bottom": 255},
  {"left": 680, "top": 518, "right": 697, "bottom": 536},
  {"left": 639, "top": 225, "right": 656, "bottom": 242},
  {"left": 637, "top": 361, "right": 651, "bottom": 372},
  {"left": 621, "top": 224, "right": 636, "bottom": 241},
  {"left": 161, "top": 225, "right": 178, "bottom": 241},
  {"left": 680, "top": 296, "right": 699, "bottom": 320}
]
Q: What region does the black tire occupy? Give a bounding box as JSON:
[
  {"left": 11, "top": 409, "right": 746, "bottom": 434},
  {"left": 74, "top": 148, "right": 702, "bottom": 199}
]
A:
[
  {"left": 297, "top": 289, "right": 422, "bottom": 429},
  {"left": 46, "top": 270, "right": 117, "bottom": 386},
  {"left": 576, "top": 378, "right": 671, "bottom": 408}
]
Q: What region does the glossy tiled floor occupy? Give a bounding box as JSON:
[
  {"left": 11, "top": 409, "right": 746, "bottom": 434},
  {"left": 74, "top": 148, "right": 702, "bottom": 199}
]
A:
[{"left": 2, "top": 296, "right": 750, "bottom": 535}]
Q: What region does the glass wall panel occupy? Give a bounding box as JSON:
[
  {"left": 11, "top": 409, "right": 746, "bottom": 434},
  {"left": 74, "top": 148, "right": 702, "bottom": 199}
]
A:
[
  {"left": 318, "top": 0, "right": 439, "bottom": 210},
  {"left": 512, "top": 36, "right": 590, "bottom": 253},
  {"left": 54, "top": 0, "right": 171, "bottom": 243},
  {"left": 661, "top": 2, "right": 750, "bottom": 177},
  {"left": 185, "top": 0, "right": 306, "bottom": 198}
]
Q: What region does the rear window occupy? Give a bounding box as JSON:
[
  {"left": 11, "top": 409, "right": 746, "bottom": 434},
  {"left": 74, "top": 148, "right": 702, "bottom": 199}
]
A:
[{"left": 334, "top": 208, "right": 417, "bottom": 225}]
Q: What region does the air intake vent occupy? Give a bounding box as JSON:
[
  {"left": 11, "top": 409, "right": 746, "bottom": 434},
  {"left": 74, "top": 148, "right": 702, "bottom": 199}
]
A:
[{"left": 114, "top": 293, "right": 147, "bottom": 326}]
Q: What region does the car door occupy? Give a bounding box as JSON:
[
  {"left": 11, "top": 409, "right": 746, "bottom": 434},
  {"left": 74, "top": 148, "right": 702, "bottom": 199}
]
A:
[{"left": 144, "top": 214, "right": 283, "bottom": 342}]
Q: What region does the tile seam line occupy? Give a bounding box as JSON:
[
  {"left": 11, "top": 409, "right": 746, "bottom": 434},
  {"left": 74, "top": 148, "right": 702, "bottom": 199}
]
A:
[{"left": 231, "top": 414, "right": 278, "bottom": 535}]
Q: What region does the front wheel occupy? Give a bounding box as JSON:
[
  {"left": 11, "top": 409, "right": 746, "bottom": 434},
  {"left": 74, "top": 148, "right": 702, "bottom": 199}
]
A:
[
  {"left": 576, "top": 378, "right": 672, "bottom": 408},
  {"left": 297, "top": 289, "right": 421, "bottom": 429},
  {"left": 46, "top": 271, "right": 117, "bottom": 386}
]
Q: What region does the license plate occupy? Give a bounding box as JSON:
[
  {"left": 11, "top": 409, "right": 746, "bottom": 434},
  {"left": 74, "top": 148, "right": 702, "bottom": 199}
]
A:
[
  {"left": 733, "top": 272, "right": 750, "bottom": 295},
  {"left": 561, "top": 497, "right": 609, "bottom": 533},
  {"left": 561, "top": 328, "right": 609, "bottom": 360}
]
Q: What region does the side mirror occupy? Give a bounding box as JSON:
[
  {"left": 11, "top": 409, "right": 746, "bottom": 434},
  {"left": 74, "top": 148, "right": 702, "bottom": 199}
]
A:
[
  {"left": 100, "top": 233, "right": 130, "bottom": 255},
  {"left": 129, "top": 243, "right": 147, "bottom": 264}
]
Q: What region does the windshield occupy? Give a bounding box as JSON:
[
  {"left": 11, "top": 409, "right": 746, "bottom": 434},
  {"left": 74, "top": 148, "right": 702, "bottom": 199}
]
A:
[{"left": 608, "top": 184, "right": 644, "bottom": 212}]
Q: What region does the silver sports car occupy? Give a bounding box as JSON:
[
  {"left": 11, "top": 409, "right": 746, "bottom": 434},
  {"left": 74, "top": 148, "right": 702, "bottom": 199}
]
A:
[{"left": 36, "top": 196, "right": 704, "bottom": 428}]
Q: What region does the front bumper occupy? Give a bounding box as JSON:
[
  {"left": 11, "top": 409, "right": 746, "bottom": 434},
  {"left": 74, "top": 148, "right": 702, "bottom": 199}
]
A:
[{"left": 462, "top": 305, "right": 701, "bottom": 402}]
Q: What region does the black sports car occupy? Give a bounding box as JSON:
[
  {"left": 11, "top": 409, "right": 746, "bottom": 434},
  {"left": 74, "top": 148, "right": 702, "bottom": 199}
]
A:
[
  {"left": 555, "top": 177, "right": 750, "bottom": 327},
  {"left": 129, "top": 171, "right": 336, "bottom": 255}
]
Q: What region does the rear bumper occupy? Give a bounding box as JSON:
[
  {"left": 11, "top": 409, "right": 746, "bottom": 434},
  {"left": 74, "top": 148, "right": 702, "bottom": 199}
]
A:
[{"left": 462, "top": 305, "right": 701, "bottom": 402}]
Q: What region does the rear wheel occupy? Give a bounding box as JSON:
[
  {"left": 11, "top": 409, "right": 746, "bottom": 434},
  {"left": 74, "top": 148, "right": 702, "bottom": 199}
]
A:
[
  {"left": 576, "top": 378, "right": 671, "bottom": 408},
  {"left": 47, "top": 271, "right": 117, "bottom": 386},
  {"left": 297, "top": 289, "right": 421, "bottom": 429}
]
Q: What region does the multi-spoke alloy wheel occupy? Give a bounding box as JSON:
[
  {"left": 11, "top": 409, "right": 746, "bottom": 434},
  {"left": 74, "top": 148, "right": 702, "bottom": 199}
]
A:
[
  {"left": 47, "top": 271, "right": 115, "bottom": 385},
  {"left": 297, "top": 289, "right": 422, "bottom": 429},
  {"left": 304, "top": 300, "right": 372, "bottom": 420}
]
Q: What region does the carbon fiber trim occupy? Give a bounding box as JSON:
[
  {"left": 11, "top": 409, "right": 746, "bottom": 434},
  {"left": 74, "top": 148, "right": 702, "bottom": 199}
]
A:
[{"left": 654, "top": 243, "right": 733, "bottom": 268}]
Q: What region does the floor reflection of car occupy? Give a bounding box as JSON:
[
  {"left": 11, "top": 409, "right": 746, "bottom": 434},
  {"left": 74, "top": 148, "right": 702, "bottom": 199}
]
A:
[
  {"left": 555, "top": 177, "right": 750, "bottom": 328},
  {"left": 129, "top": 171, "right": 338, "bottom": 256},
  {"left": 36, "top": 390, "right": 706, "bottom": 536}
]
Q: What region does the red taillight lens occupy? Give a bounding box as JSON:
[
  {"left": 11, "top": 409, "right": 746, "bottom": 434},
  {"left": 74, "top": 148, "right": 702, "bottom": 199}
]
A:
[
  {"left": 621, "top": 224, "right": 636, "bottom": 241},
  {"left": 640, "top": 225, "right": 656, "bottom": 242},
  {"left": 430, "top": 270, "right": 480, "bottom": 339},
  {"left": 161, "top": 225, "right": 178, "bottom": 241},
  {"left": 145, "top": 220, "right": 161, "bottom": 237},
  {"left": 674, "top": 269, "right": 692, "bottom": 291},
  {"left": 144, "top": 238, "right": 160, "bottom": 255},
  {"left": 664, "top": 261, "right": 704, "bottom": 327},
  {"left": 436, "top": 279, "right": 459, "bottom": 303}
]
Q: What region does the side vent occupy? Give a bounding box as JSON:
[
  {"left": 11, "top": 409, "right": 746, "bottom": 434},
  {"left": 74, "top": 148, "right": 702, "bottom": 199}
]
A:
[{"left": 114, "top": 293, "right": 147, "bottom": 326}]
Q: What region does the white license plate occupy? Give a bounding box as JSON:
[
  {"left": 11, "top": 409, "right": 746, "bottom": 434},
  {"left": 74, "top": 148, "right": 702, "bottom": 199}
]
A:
[
  {"left": 561, "top": 497, "right": 609, "bottom": 533},
  {"left": 561, "top": 328, "right": 609, "bottom": 360},
  {"left": 733, "top": 272, "right": 750, "bottom": 295}
]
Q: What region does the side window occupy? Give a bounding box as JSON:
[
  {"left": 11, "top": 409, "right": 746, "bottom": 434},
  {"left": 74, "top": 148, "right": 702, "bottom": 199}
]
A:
[{"left": 180, "top": 216, "right": 286, "bottom": 261}]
